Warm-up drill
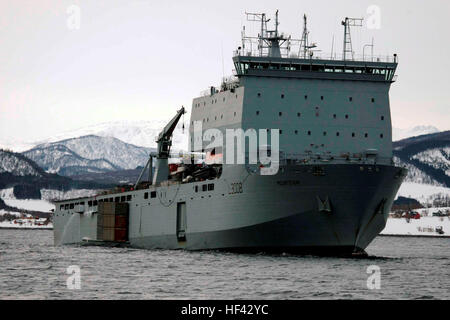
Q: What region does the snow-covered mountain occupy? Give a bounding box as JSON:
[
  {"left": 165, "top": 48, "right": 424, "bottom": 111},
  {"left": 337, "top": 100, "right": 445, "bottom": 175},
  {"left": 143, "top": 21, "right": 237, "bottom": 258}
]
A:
[
  {"left": 34, "top": 120, "right": 189, "bottom": 150},
  {"left": 0, "top": 149, "right": 42, "bottom": 177},
  {"left": 393, "top": 131, "right": 450, "bottom": 188},
  {"left": 392, "top": 125, "right": 440, "bottom": 141},
  {"left": 23, "top": 135, "right": 153, "bottom": 176}
]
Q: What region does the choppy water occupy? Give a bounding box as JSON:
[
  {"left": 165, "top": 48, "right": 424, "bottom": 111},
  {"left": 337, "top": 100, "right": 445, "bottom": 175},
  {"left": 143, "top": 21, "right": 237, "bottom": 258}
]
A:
[{"left": 0, "top": 230, "right": 449, "bottom": 299}]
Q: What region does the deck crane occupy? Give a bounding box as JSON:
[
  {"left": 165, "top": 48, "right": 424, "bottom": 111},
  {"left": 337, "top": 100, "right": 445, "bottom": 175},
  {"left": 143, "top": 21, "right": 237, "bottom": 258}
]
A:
[{"left": 134, "top": 106, "right": 186, "bottom": 188}]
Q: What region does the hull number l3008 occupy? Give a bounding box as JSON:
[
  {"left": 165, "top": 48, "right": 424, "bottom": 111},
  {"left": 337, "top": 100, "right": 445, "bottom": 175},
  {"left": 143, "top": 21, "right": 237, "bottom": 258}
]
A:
[{"left": 229, "top": 182, "right": 243, "bottom": 194}]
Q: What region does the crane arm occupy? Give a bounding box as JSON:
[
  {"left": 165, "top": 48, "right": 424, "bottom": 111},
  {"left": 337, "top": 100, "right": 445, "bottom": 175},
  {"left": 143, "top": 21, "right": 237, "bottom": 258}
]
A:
[{"left": 155, "top": 106, "right": 186, "bottom": 159}]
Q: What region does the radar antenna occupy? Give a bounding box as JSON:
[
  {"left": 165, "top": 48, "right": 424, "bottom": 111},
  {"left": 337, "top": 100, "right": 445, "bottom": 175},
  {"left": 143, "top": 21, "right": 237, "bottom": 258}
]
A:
[
  {"left": 243, "top": 10, "right": 290, "bottom": 58},
  {"left": 341, "top": 17, "right": 363, "bottom": 60}
]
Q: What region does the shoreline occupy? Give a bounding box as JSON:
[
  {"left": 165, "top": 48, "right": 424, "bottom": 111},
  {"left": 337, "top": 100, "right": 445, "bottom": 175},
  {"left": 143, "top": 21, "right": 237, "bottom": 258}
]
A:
[{"left": 0, "top": 226, "right": 53, "bottom": 230}]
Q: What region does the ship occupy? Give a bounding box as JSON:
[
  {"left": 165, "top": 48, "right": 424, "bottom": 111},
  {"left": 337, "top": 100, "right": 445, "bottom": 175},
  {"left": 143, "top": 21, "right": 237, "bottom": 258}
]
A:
[{"left": 53, "top": 11, "right": 407, "bottom": 255}]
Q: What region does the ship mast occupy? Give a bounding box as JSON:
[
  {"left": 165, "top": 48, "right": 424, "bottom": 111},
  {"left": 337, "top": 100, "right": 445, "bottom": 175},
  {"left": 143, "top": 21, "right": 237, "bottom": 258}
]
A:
[
  {"left": 299, "top": 14, "right": 317, "bottom": 58},
  {"left": 342, "top": 17, "right": 363, "bottom": 60},
  {"left": 243, "top": 10, "right": 290, "bottom": 58}
]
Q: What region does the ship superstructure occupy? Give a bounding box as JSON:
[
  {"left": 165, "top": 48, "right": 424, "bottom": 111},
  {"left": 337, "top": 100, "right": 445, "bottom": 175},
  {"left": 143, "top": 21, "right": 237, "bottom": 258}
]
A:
[{"left": 53, "top": 11, "right": 406, "bottom": 255}]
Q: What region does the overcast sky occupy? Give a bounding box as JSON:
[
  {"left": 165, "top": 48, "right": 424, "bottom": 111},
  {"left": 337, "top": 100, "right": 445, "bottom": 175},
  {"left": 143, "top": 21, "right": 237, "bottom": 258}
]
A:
[{"left": 0, "top": 0, "right": 449, "bottom": 143}]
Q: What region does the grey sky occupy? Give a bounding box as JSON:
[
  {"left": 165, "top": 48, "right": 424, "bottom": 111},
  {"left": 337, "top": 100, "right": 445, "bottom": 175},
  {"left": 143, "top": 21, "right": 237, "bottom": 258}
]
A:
[{"left": 0, "top": 0, "right": 449, "bottom": 143}]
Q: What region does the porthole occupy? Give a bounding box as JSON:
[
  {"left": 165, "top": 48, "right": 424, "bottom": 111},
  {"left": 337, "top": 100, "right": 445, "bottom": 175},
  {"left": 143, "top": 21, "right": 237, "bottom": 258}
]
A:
[
  {"left": 321, "top": 96, "right": 324, "bottom": 100},
  {"left": 279, "top": 112, "right": 282, "bottom": 116},
  {"left": 352, "top": 133, "right": 355, "bottom": 137},
  {"left": 304, "top": 95, "right": 308, "bottom": 100},
  {"left": 365, "top": 133, "right": 368, "bottom": 138},
  {"left": 281, "top": 94, "right": 285, "bottom": 99},
  {"left": 295, "top": 130, "right": 298, "bottom": 134},
  {"left": 336, "top": 132, "right": 340, "bottom": 137},
  {"left": 256, "top": 111, "right": 260, "bottom": 115},
  {"left": 257, "top": 93, "right": 261, "bottom": 97},
  {"left": 372, "top": 98, "right": 375, "bottom": 103},
  {"left": 380, "top": 134, "right": 384, "bottom": 138},
  {"left": 349, "top": 97, "right": 353, "bottom": 102},
  {"left": 333, "top": 114, "right": 337, "bottom": 119},
  {"left": 297, "top": 112, "right": 301, "bottom": 117},
  {"left": 308, "top": 131, "right": 311, "bottom": 136},
  {"left": 345, "top": 115, "right": 349, "bottom": 119},
  {"left": 381, "top": 116, "right": 384, "bottom": 121},
  {"left": 323, "top": 132, "right": 327, "bottom": 136}
]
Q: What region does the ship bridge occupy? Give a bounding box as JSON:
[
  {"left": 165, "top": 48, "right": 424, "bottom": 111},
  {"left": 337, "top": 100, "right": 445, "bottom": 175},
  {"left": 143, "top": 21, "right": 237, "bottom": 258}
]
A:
[{"left": 234, "top": 11, "right": 397, "bottom": 82}]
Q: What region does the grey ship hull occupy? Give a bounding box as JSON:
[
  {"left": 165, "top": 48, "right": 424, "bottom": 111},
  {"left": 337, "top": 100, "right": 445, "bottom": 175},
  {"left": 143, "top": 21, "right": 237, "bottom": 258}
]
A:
[{"left": 128, "top": 164, "right": 406, "bottom": 254}]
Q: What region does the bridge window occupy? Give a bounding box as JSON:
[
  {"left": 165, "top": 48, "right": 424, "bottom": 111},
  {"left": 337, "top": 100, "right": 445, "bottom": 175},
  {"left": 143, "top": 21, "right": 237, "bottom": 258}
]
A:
[
  {"left": 127, "top": 195, "right": 132, "bottom": 201},
  {"left": 115, "top": 197, "right": 119, "bottom": 202},
  {"left": 151, "top": 191, "right": 156, "bottom": 198},
  {"left": 208, "top": 184, "right": 214, "bottom": 191},
  {"left": 121, "top": 196, "right": 126, "bottom": 202},
  {"left": 202, "top": 184, "right": 207, "bottom": 192}
]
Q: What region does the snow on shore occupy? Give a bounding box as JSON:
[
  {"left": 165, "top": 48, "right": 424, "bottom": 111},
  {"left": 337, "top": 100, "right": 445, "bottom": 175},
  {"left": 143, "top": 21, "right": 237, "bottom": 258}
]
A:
[
  {"left": 0, "top": 220, "right": 53, "bottom": 229},
  {"left": 396, "top": 182, "right": 450, "bottom": 203},
  {"left": 0, "top": 188, "right": 100, "bottom": 213},
  {"left": 382, "top": 216, "right": 450, "bottom": 237}
]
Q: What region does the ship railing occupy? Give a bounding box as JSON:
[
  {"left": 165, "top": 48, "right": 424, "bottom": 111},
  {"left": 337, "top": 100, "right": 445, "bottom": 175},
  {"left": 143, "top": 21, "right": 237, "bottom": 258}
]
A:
[
  {"left": 277, "top": 152, "right": 394, "bottom": 165},
  {"left": 234, "top": 50, "right": 397, "bottom": 63}
]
